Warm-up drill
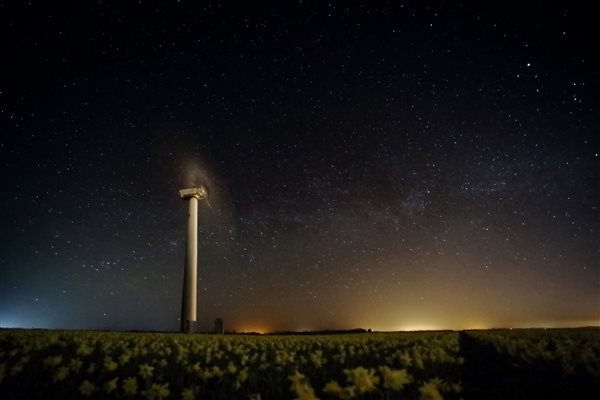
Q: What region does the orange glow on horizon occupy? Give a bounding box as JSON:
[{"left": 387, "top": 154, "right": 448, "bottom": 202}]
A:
[
  {"left": 235, "top": 325, "right": 271, "bottom": 334},
  {"left": 394, "top": 324, "right": 442, "bottom": 332}
]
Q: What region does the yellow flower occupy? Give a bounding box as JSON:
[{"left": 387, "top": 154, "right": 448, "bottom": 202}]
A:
[
  {"left": 104, "top": 356, "right": 118, "bottom": 371},
  {"left": 379, "top": 366, "right": 412, "bottom": 391},
  {"left": 237, "top": 368, "right": 249, "bottom": 383},
  {"left": 289, "top": 370, "right": 306, "bottom": 388},
  {"left": 344, "top": 367, "right": 380, "bottom": 394},
  {"left": 310, "top": 350, "right": 325, "bottom": 368},
  {"left": 144, "top": 382, "right": 170, "bottom": 400},
  {"left": 69, "top": 358, "right": 83, "bottom": 373},
  {"left": 323, "top": 380, "right": 355, "bottom": 399},
  {"left": 198, "top": 368, "right": 211, "bottom": 381},
  {"left": 419, "top": 381, "right": 443, "bottom": 400},
  {"left": 52, "top": 366, "right": 70, "bottom": 382},
  {"left": 227, "top": 361, "right": 237, "bottom": 374},
  {"left": 123, "top": 376, "right": 138, "bottom": 396},
  {"left": 398, "top": 352, "right": 412, "bottom": 367},
  {"left": 288, "top": 371, "right": 319, "bottom": 400},
  {"left": 139, "top": 363, "right": 154, "bottom": 379},
  {"left": 119, "top": 351, "right": 132, "bottom": 365},
  {"left": 181, "top": 387, "right": 195, "bottom": 400},
  {"left": 10, "top": 361, "right": 24, "bottom": 376},
  {"left": 413, "top": 353, "right": 425, "bottom": 369},
  {"left": 79, "top": 380, "right": 97, "bottom": 397},
  {"left": 451, "top": 383, "right": 463, "bottom": 393},
  {"left": 323, "top": 381, "right": 343, "bottom": 395},
  {"left": 188, "top": 362, "right": 201, "bottom": 374},
  {"left": 44, "top": 355, "right": 63, "bottom": 367},
  {"left": 77, "top": 343, "right": 94, "bottom": 356},
  {"left": 104, "top": 377, "right": 119, "bottom": 394},
  {"left": 211, "top": 365, "right": 224, "bottom": 378}
]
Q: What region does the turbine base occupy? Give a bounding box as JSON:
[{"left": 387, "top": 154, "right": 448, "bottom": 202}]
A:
[{"left": 181, "top": 319, "right": 196, "bottom": 334}]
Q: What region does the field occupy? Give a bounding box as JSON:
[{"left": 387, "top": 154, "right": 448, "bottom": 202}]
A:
[{"left": 0, "top": 328, "right": 598, "bottom": 399}]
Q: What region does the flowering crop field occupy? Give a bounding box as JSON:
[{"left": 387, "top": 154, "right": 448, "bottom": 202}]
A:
[{"left": 0, "top": 328, "right": 598, "bottom": 399}]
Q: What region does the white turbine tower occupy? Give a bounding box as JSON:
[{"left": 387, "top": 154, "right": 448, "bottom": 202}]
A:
[{"left": 179, "top": 186, "right": 208, "bottom": 333}]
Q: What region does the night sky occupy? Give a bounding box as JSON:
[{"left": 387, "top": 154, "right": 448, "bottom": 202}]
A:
[{"left": 1, "top": 1, "right": 598, "bottom": 333}]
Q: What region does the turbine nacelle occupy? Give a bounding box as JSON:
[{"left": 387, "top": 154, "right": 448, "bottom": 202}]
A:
[{"left": 179, "top": 186, "right": 208, "bottom": 200}]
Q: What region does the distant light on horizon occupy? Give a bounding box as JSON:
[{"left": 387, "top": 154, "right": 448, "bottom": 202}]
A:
[
  {"left": 0, "top": 319, "right": 24, "bottom": 329},
  {"left": 0, "top": 313, "right": 38, "bottom": 329},
  {"left": 393, "top": 323, "right": 443, "bottom": 332},
  {"left": 237, "top": 326, "right": 270, "bottom": 334}
]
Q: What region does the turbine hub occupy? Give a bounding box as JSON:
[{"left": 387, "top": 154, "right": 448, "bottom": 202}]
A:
[{"left": 179, "top": 186, "right": 208, "bottom": 200}]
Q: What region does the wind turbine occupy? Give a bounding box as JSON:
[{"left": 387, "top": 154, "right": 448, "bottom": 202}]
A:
[{"left": 178, "top": 186, "right": 208, "bottom": 333}]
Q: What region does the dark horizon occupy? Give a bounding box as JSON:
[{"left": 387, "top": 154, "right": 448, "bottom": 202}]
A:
[{"left": 2, "top": 324, "right": 599, "bottom": 335}]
